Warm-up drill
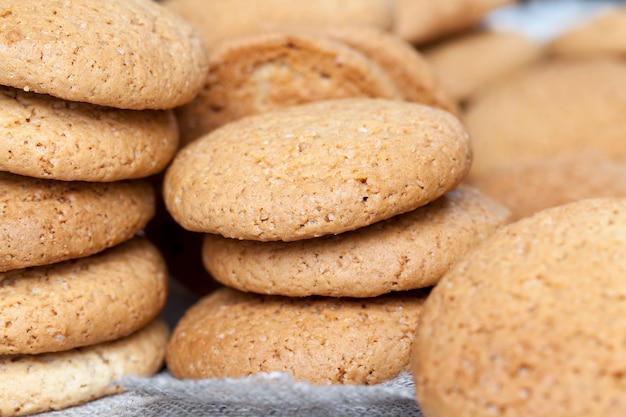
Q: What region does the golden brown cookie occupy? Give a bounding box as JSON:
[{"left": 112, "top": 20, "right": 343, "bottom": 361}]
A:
[
  {"left": 164, "top": 98, "right": 472, "bottom": 241},
  {"left": 547, "top": 6, "right": 626, "bottom": 58},
  {"left": 468, "top": 151, "right": 626, "bottom": 221},
  {"left": 424, "top": 30, "right": 543, "bottom": 102},
  {"left": 391, "top": 0, "right": 514, "bottom": 45},
  {"left": 412, "top": 198, "right": 626, "bottom": 417},
  {"left": 0, "top": 0, "right": 208, "bottom": 110},
  {"left": 463, "top": 58, "right": 626, "bottom": 179},
  {"left": 161, "top": 0, "right": 394, "bottom": 51},
  {"left": 167, "top": 287, "right": 427, "bottom": 385},
  {"left": 202, "top": 185, "right": 510, "bottom": 297},
  {"left": 0, "top": 172, "right": 155, "bottom": 272},
  {"left": 175, "top": 31, "right": 401, "bottom": 145},
  {"left": 0, "top": 237, "right": 168, "bottom": 355},
  {"left": 0, "top": 318, "right": 169, "bottom": 417},
  {"left": 0, "top": 86, "right": 179, "bottom": 181}
]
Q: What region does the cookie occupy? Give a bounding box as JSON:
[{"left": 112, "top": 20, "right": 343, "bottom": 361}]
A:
[
  {"left": 468, "top": 151, "right": 626, "bottom": 221},
  {"left": 161, "top": 0, "right": 394, "bottom": 51},
  {"left": 463, "top": 58, "right": 626, "bottom": 179},
  {"left": 167, "top": 287, "right": 427, "bottom": 385},
  {"left": 0, "top": 86, "right": 179, "bottom": 181},
  {"left": 202, "top": 185, "right": 510, "bottom": 297},
  {"left": 0, "top": 318, "right": 168, "bottom": 417},
  {"left": 175, "top": 31, "right": 401, "bottom": 145},
  {"left": 547, "top": 6, "right": 626, "bottom": 58},
  {"left": 411, "top": 198, "right": 626, "bottom": 416},
  {"left": 391, "top": 0, "right": 513, "bottom": 45},
  {"left": 0, "top": 172, "right": 155, "bottom": 272},
  {"left": 0, "top": 237, "right": 168, "bottom": 355},
  {"left": 424, "top": 30, "right": 543, "bottom": 102},
  {"left": 0, "top": 0, "right": 208, "bottom": 110},
  {"left": 319, "top": 26, "right": 457, "bottom": 114},
  {"left": 164, "top": 98, "right": 472, "bottom": 241}
]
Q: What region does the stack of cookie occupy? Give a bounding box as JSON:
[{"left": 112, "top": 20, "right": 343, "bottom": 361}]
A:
[
  {"left": 163, "top": 98, "right": 511, "bottom": 385},
  {"left": 0, "top": 0, "right": 208, "bottom": 415}
]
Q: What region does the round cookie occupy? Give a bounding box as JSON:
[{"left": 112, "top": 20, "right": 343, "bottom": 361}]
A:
[
  {"left": 175, "top": 31, "right": 401, "bottom": 145},
  {"left": 423, "top": 30, "right": 543, "bottom": 102},
  {"left": 0, "top": 237, "right": 168, "bottom": 355},
  {"left": 0, "top": 86, "right": 179, "bottom": 181},
  {"left": 547, "top": 6, "right": 626, "bottom": 58},
  {"left": 463, "top": 58, "right": 626, "bottom": 179},
  {"left": 391, "top": 0, "right": 514, "bottom": 45},
  {"left": 161, "top": 0, "right": 394, "bottom": 51},
  {"left": 0, "top": 318, "right": 169, "bottom": 417},
  {"left": 468, "top": 151, "right": 626, "bottom": 221},
  {"left": 0, "top": 0, "right": 208, "bottom": 110},
  {"left": 202, "top": 185, "right": 511, "bottom": 297},
  {"left": 0, "top": 172, "right": 155, "bottom": 272},
  {"left": 166, "top": 287, "right": 427, "bottom": 385},
  {"left": 411, "top": 198, "right": 626, "bottom": 417},
  {"left": 164, "top": 98, "right": 472, "bottom": 241}
]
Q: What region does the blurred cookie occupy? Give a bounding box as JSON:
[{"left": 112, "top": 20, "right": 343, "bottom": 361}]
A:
[
  {"left": 469, "top": 151, "right": 626, "bottom": 221},
  {"left": 165, "top": 98, "right": 472, "bottom": 241},
  {"left": 391, "top": 0, "right": 513, "bottom": 44},
  {"left": 0, "top": 0, "right": 208, "bottom": 109},
  {"left": 424, "top": 30, "right": 543, "bottom": 102},
  {"left": 161, "top": 0, "right": 394, "bottom": 51},
  {"left": 167, "top": 287, "right": 427, "bottom": 385},
  {"left": 547, "top": 6, "right": 626, "bottom": 58},
  {"left": 0, "top": 238, "right": 168, "bottom": 354},
  {"left": 202, "top": 185, "right": 510, "bottom": 297},
  {"left": 463, "top": 58, "right": 626, "bottom": 179},
  {"left": 0, "top": 86, "right": 179, "bottom": 181},
  {"left": 175, "top": 31, "right": 401, "bottom": 144},
  {"left": 0, "top": 318, "right": 168, "bottom": 417},
  {"left": 0, "top": 172, "right": 155, "bottom": 272},
  {"left": 412, "top": 198, "right": 626, "bottom": 416}
]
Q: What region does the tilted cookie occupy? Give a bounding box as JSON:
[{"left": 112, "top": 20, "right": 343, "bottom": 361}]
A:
[
  {"left": 464, "top": 58, "right": 626, "bottom": 179},
  {"left": 547, "top": 6, "right": 626, "bottom": 58},
  {"left": 0, "top": 318, "right": 168, "bottom": 417},
  {"left": 469, "top": 151, "right": 626, "bottom": 221},
  {"left": 412, "top": 198, "right": 626, "bottom": 417},
  {"left": 0, "top": 0, "right": 208, "bottom": 110},
  {"left": 175, "top": 31, "right": 401, "bottom": 144},
  {"left": 165, "top": 98, "right": 472, "bottom": 241},
  {"left": 161, "top": 0, "right": 394, "bottom": 51},
  {"left": 0, "top": 238, "right": 168, "bottom": 355},
  {"left": 391, "top": 0, "right": 513, "bottom": 45},
  {"left": 0, "top": 86, "right": 179, "bottom": 181},
  {"left": 202, "top": 185, "right": 510, "bottom": 297},
  {"left": 167, "top": 287, "right": 427, "bottom": 385},
  {"left": 424, "top": 30, "right": 543, "bottom": 102},
  {"left": 0, "top": 172, "right": 155, "bottom": 272}
]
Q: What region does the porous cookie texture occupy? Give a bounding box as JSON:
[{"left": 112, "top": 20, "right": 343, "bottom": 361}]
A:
[
  {"left": 165, "top": 98, "right": 472, "bottom": 241},
  {"left": 547, "top": 6, "right": 626, "bottom": 58},
  {"left": 318, "top": 26, "right": 457, "bottom": 113},
  {"left": 202, "top": 185, "right": 511, "bottom": 297},
  {"left": 464, "top": 58, "right": 626, "bottom": 179},
  {"left": 469, "top": 151, "right": 626, "bottom": 221},
  {"left": 0, "top": 0, "right": 208, "bottom": 110},
  {"left": 166, "top": 287, "right": 427, "bottom": 385},
  {"left": 175, "top": 31, "right": 401, "bottom": 144},
  {"left": 0, "top": 172, "right": 155, "bottom": 272},
  {"left": 161, "top": 0, "right": 394, "bottom": 51},
  {"left": 0, "top": 238, "right": 168, "bottom": 355},
  {"left": 391, "top": 0, "right": 513, "bottom": 44},
  {"left": 0, "top": 86, "right": 179, "bottom": 181},
  {"left": 412, "top": 198, "right": 626, "bottom": 417},
  {"left": 424, "top": 30, "right": 543, "bottom": 102},
  {"left": 0, "top": 318, "right": 169, "bottom": 417}
]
